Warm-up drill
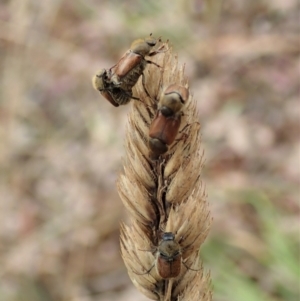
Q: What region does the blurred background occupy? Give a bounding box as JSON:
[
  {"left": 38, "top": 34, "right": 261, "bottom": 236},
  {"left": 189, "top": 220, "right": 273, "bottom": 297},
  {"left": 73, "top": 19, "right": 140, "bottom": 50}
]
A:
[{"left": 0, "top": 0, "right": 299, "bottom": 300}]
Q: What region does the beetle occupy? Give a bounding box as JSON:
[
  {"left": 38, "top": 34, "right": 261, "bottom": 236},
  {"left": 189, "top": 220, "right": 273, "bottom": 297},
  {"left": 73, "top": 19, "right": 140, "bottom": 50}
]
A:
[
  {"left": 134, "top": 231, "right": 201, "bottom": 280},
  {"left": 110, "top": 34, "right": 164, "bottom": 98},
  {"left": 92, "top": 68, "right": 138, "bottom": 107},
  {"left": 148, "top": 84, "right": 189, "bottom": 158},
  {"left": 134, "top": 232, "right": 182, "bottom": 279},
  {"left": 156, "top": 232, "right": 182, "bottom": 279}
]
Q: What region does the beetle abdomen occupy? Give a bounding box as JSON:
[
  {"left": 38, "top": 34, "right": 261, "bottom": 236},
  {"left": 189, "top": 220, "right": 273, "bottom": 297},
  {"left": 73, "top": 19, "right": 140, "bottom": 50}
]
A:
[
  {"left": 112, "top": 87, "right": 132, "bottom": 105},
  {"left": 120, "top": 61, "right": 146, "bottom": 90}
]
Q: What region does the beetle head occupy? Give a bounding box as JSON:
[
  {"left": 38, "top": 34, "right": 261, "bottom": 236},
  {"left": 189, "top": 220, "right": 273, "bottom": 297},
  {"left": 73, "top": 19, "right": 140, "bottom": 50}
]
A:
[
  {"left": 159, "top": 84, "right": 189, "bottom": 116},
  {"left": 92, "top": 69, "right": 111, "bottom": 91},
  {"left": 158, "top": 232, "right": 180, "bottom": 260},
  {"left": 130, "top": 36, "right": 157, "bottom": 57}
]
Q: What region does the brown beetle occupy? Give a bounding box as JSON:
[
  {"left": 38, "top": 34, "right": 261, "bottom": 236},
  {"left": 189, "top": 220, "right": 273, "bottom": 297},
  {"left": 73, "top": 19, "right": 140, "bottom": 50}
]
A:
[
  {"left": 156, "top": 232, "right": 201, "bottom": 278},
  {"left": 92, "top": 69, "right": 138, "bottom": 107},
  {"left": 134, "top": 232, "right": 182, "bottom": 279},
  {"left": 135, "top": 232, "right": 200, "bottom": 279},
  {"left": 149, "top": 84, "right": 189, "bottom": 157},
  {"left": 156, "top": 232, "right": 182, "bottom": 279},
  {"left": 110, "top": 34, "right": 164, "bottom": 98}
]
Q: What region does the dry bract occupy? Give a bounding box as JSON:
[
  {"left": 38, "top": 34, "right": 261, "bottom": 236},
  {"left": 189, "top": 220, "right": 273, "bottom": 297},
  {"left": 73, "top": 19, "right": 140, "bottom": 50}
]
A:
[{"left": 117, "top": 39, "right": 212, "bottom": 301}]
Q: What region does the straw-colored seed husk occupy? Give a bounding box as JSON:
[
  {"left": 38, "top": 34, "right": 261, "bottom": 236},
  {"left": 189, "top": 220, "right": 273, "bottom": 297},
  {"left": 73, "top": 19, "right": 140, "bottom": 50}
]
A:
[{"left": 117, "top": 39, "right": 212, "bottom": 301}]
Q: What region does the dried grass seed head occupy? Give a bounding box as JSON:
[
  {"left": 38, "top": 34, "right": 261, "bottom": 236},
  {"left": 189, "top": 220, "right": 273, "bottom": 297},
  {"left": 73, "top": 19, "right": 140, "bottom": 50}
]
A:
[{"left": 117, "top": 39, "right": 212, "bottom": 300}]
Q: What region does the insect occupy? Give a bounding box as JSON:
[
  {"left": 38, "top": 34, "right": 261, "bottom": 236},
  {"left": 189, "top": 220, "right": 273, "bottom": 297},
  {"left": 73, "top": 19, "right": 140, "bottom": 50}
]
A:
[
  {"left": 110, "top": 34, "right": 164, "bottom": 98},
  {"left": 156, "top": 232, "right": 182, "bottom": 279},
  {"left": 135, "top": 232, "right": 199, "bottom": 279},
  {"left": 92, "top": 68, "right": 138, "bottom": 107},
  {"left": 148, "top": 84, "right": 189, "bottom": 158}
]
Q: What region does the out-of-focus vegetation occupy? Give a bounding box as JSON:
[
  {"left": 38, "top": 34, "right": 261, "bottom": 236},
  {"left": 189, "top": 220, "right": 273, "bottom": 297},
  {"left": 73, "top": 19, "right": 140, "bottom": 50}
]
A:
[{"left": 0, "top": 0, "right": 299, "bottom": 300}]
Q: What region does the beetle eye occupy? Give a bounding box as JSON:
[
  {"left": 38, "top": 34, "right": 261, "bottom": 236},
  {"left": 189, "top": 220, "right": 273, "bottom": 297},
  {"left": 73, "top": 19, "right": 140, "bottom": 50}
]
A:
[
  {"left": 159, "top": 252, "right": 168, "bottom": 259},
  {"left": 147, "top": 42, "right": 156, "bottom": 47},
  {"left": 145, "top": 38, "right": 156, "bottom": 47}
]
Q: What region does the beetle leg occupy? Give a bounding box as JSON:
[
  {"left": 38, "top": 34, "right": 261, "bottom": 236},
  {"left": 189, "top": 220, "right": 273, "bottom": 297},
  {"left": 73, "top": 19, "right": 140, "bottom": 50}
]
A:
[
  {"left": 169, "top": 127, "right": 191, "bottom": 150},
  {"left": 133, "top": 263, "right": 155, "bottom": 276},
  {"left": 148, "top": 44, "right": 168, "bottom": 57},
  {"left": 131, "top": 95, "right": 140, "bottom": 100},
  {"left": 119, "top": 89, "right": 140, "bottom": 101},
  {"left": 182, "top": 259, "right": 201, "bottom": 272},
  {"left": 101, "top": 86, "right": 140, "bottom": 101},
  {"left": 169, "top": 129, "right": 189, "bottom": 149},
  {"left": 108, "top": 63, "right": 117, "bottom": 72},
  {"left": 168, "top": 123, "right": 194, "bottom": 152},
  {"left": 145, "top": 59, "right": 162, "bottom": 69},
  {"left": 119, "top": 89, "right": 141, "bottom": 102},
  {"left": 178, "top": 122, "right": 199, "bottom": 134}
]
